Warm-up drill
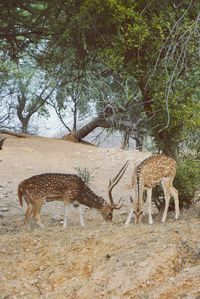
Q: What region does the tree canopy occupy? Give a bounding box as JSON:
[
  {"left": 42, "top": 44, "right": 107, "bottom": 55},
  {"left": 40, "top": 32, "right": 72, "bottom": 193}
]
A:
[{"left": 0, "top": 0, "right": 200, "bottom": 156}]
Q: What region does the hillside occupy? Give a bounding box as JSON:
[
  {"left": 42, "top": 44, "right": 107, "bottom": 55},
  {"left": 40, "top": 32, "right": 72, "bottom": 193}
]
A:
[{"left": 0, "top": 135, "right": 200, "bottom": 299}]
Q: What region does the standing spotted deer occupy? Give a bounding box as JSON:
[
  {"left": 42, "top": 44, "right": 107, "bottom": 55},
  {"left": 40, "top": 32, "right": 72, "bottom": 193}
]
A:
[
  {"left": 18, "top": 161, "right": 129, "bottom": 228},
  {"left": 125, "top": 154, "right": 179, "bottom": 225}
]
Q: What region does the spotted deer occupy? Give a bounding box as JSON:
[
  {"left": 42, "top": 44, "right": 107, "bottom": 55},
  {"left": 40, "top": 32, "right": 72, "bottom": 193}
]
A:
[
  {"left": 18, "top": 161, "right": 129, "bottom": 228},
  {"left": 125, "top": 154, "right": 179, "bottom": 225}
]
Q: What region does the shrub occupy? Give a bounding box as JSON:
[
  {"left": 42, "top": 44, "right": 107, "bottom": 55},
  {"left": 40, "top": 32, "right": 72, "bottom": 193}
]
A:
[
  {"left": 75, "top": 167, "right": 94, "bottom": 185},
  {"left": 174, "top": 158, "right": 200, "bottom": 207},
  {"left": 152, "top": 157, "right": 200, "bottom": 210}
]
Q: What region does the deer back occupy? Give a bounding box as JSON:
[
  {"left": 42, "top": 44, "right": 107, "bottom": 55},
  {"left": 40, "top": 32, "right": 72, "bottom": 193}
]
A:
[
  {"left": 19, "top": 173, "right": 86, "bottom": 201},
  {"left": 19, "top": 173, "right": 107, "bottom": 208},
  {"left": 137, "top": 155, "right": 177, "bottom": 187}
]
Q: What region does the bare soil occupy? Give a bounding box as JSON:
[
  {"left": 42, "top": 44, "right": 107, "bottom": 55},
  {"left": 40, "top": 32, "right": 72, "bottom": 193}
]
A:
[{"left": 0, "top": 135, "right": 200, "bottom": 299}]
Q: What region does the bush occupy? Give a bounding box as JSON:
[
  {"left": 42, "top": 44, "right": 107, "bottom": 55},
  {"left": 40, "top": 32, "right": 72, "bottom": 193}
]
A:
[
  {"left": 174, "top": 158, "right": 200, "bottom": 207},
  {"left": 75, "top": 167, "right": 94, "bottom": 185},
  {"left": 152, "top": 157, "right": 200, "bottom": 210}
]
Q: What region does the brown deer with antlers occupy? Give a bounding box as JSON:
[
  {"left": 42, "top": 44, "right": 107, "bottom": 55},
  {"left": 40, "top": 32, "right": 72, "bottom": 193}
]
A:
[
  {"left": 125, "top": 154, "right": 179, "bottom": 225},
  {"left": 18, "top": 161, "right": 129, "bottom": 228}
]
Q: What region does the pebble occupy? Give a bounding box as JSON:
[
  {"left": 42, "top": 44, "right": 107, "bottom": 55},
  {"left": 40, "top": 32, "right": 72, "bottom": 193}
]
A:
[
  {"left": 0, "top": 184, "right": 7, "bottom": 188},
  {"left": 1, "top": 207, "right": 9, "bottom": 212},
  {"left": 52, "top": 214, "right": 63, "bottom": 222}
]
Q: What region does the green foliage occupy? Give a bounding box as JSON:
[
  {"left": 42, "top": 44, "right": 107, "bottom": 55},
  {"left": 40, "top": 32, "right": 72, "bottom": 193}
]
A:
[
  {"left": 0, "top": 0, "right": 200, "bottom": 153},
  {"left": 174, "top": 158, "right": 200, "bottom": 207},
  {"left": 149, "top": 63, "right": 200, "bottom": 158},
  {"left": 152, "top": 157, "right": 200, "bottom": 211},
  {"left": 75, "top": 167, "right": 94, "bottom": 185}
]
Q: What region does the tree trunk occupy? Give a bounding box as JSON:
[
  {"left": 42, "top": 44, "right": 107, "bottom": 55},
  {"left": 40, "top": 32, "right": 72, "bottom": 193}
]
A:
[
  {"left": 156, "top": 131, "right": 178, "bottom": 160},
  {"left": 0, "top": 137, "right": 6, "bottom": 150},
  {"left": 0, "top": 130, "right": 27, "bottom": 138},
  {"left": 63, "top": 115, "right": 112, "bottom": 142},
  {"left": 139, "top": 80, "right": 153, "bottom": 118},
  {"left": 73, "top": 101, "right": 77, "bottom": 131},
  {"left": 121, "top": 131, "right": 130, "bottom": 150},
  {"left": 17, "top": 95, "right": 31, "bottom": 133}
]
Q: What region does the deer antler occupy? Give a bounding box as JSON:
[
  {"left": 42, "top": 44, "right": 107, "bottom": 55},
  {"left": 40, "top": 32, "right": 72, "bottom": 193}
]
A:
[{"left": 108, "top": 160, "right": 129, "bottom": 209}]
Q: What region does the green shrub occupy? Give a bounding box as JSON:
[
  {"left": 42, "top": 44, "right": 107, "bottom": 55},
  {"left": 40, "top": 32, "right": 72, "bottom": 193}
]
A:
[
  {"left": 174, "top": 158, "right": 200, "bottom": 207},
  {"left": 75, "top": 167, "right": 94, "bottom": 185},
  {"left": 152, "top": 158, "right": 200, "bottom": 210}
]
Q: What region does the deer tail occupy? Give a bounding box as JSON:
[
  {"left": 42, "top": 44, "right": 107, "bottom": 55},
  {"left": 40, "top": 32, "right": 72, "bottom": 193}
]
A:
[{"left": 18, "top": 183, "right": 23, "bottom": 207}]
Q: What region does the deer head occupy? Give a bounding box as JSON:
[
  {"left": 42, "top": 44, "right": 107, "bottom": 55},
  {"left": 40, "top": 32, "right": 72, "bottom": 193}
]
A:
[{"left": 100, "top": 160, "right": 129, "bottom": 221}]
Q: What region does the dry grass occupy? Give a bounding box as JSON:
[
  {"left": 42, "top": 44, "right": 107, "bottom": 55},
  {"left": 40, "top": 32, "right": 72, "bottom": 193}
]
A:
[{"left": 0, "top": 135, "right": 200, "bottom": 299}]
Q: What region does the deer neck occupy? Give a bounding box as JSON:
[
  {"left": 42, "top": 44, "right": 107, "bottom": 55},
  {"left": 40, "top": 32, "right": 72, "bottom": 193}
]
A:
[{"left": 80, "top": 187, "right": 108, "bottom": 210}]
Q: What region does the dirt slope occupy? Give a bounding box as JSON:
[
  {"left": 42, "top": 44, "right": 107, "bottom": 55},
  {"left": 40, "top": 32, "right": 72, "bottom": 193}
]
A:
[{"left": 0, "top": 135, "right": 200, "bottom": 299}]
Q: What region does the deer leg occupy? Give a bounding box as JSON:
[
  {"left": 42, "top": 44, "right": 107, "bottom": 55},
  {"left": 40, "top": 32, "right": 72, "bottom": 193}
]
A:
[
  {"left": 169, "top": 184, "right": 180, "bottom": 220},
  {"left": 125, "top": 208, "right": 134, "bottom": 225},
  {"left": 78, "top": 205, "right": 85, "bottom": 227},
  {"left": 63, "top": 202, "right": 70, "bottom": 228},
  {"left": 25, "top": 203, "right": 34, "bottom": 227},
  {"left": 33, "top": 201, "right": 44, "bottom": 228},
  {"left": 125, "top": 186, "right": 137, "bottom": 225},
  {"left": 146, "top": 188, "right": 153, "bottom": 224},
  {"left": 161, "top": 179, "right": 171, "bottom": 223}
]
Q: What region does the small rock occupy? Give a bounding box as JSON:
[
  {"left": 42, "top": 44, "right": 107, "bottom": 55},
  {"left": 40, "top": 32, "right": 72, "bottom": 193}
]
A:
[
  {"left": 33, "top": 239, "right": 38, "bottom": 245},
  {"left": 105, "top": 254, "right": 111, "bottom": 260},
  {"left": 0, "top": 184, "right": 7, "bottom": 188},
  {"left": 128, "top": 261, "right": 136, "bottom": 267},
  {"left": 1, "top": 207, "right": 9, "bottom": 212},
  {"left": 31, "top": 279, "right": 39, "bottom": 285},
  {"left": 52, "top": 214, "right": 62, "bottom": 222}
]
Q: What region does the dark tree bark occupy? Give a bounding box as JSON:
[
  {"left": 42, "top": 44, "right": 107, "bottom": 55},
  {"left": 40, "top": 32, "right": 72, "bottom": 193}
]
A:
[
  {"left": 139, "top": 80, "right": 154, "bottom": 118},
  {"left": 0, "top": 130, "right": 27, "bottom": 138},
  {"left": 0, "top": 137, "right": 6, "bottom": 150},
  {"left": 139, "top": 81, "right": 178, "bottom": 159},
  {"left": 16, "top": 95, "right": 31, "bottom": 133},
  {"left": 63, "top": 115, "right": 112, "bottom": 142}
]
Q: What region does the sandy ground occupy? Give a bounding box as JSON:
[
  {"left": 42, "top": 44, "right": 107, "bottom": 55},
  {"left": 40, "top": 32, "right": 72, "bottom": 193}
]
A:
[{"left": 0, "top": 135, "right": 200, "bottom": 299}]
